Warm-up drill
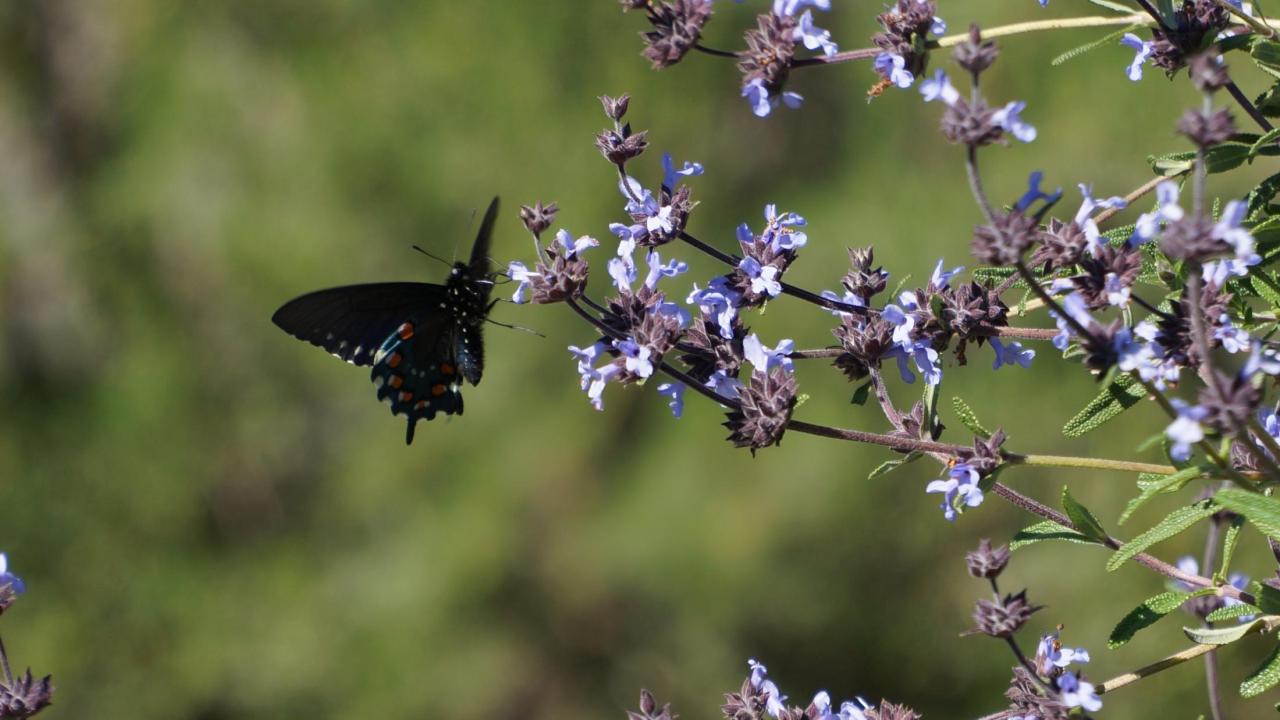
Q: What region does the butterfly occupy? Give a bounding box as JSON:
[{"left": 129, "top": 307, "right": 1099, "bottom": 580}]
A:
[{"left": 272, "top": 197, "right": 499, "bottom": 444}]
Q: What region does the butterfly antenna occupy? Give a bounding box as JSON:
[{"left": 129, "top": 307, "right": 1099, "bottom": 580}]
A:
[
  {"left": 485, "top": 317, "right": 545, "bottom": 338},
  {"left": 411, "top": 245, "right": 453, "bottom": 268}
]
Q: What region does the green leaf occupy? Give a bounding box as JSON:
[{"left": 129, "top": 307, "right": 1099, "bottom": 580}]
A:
[
  {"left": 1183, "top": 616, "right": 1270, "bottom": 645},
  {"left": 1106, "top": 501, "right": 1218, "bottom": 572},
  {"left": 1011, "top": 520, "right": 1101, "bottom": 551},
  {"left": 1063, "top": 487, "right": 1110, "bottom": 544},
  {"left": 1250, "top": 128, "right": 1280, "bottom": 159},
  {"left": 923, "top": 379, "right": 942, "bottom": 439},
  {"left": 1254, "top": 81, "right": 1280, "bottom": 119},
  {"left": 1062, "top": 373, "right": 1147, "bottom": 437},
  {"left": 1253, "top": 272, "right": 1280, "bottom": 307},
  {"left": 1206, "top": 602, "right": 1261, "bottom": 623},
  {"left": 1052, "top": 26, "right": 1142, "bottom": 66},
  {"left": 850, "top": 380, "right": 871, "bottom": 406},
  {"left": 1219, "top": 514, "right": 1246, "bottom": 581},
  {"left": 1214, "top": 489, "right": 1280, "bottom": 540},
  {"left": 1259, "top": 582, "right": 1280, "bottom": 615},
  {"left": 1256, "top": 39, "right": 1280, "bottom": 71},
  {"left": 868, "top": 452, "right": 921, "bottom": 480},
  {"left": 1248, "top": 172, "right": 1280, "bottom": 218},
  {"left": 1242, "top": 643, "right": 1280, "bottom": 698},
  {"left": 951, "top": 396, "right": 990, "bottom": 439},
  {"left": 1119, "top": 466, "right": 1205, "bottom": 525},
  {"left": 1149, "top": 143, "right": 1262, "bottom": 177},
  {"left": 1109, "top": 590, "right": 1204, "bottom": 648}
]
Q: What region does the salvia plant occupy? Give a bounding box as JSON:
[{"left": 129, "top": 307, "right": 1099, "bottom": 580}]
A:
[
  {"left": 510, "top": 0, "right": 1280, "bottom": 717},
  {"left": 0, "top": 555, "right": 51, "bottom": 719}
]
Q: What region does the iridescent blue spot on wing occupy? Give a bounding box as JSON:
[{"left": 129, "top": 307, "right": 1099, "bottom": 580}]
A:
[{"left": 369, "top": 318, "right": 463, "bottom": 445}]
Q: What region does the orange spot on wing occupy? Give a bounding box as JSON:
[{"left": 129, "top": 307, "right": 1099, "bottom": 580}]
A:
[
  {"left": 431, "top": 384, "right": 446, "bottom": 396},
  {"left": 398, "top": 391, "right": 414, "bottom": 403},
  {"left": 397, "top": 322, "right": 414, "bottom": 340},
  {"left": 388, "top": 375, "right": 404, "bottom": 389},
  {"left": 440, "top": 362, "right": 454, "bottom": 375},
  {"left": 387, "top": 353, "right": 402, "bottom": 369},
  {"left": 414, "top": 400, "right": 428, "bottom": 410}
]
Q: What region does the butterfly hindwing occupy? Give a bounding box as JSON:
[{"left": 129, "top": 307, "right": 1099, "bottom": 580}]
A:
[
  {"left": 370, "top": 315, "right": 464, "bottom": 444},
  {"left": 271, "top": 283, "right": 446, "bottom": 366}
]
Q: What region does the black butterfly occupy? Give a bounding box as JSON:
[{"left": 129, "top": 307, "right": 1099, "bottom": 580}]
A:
[{"left": 272, "top": 197, "right": 499, "bottom": 444}]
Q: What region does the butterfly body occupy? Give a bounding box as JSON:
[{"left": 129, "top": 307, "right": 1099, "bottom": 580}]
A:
[{"left": 272, "top": 198, "right": 498, "bottom": 444}]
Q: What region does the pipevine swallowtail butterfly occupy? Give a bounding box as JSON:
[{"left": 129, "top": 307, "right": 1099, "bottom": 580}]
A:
[{"left": 271, "top": 197, "right": 499, "bottom": 444}]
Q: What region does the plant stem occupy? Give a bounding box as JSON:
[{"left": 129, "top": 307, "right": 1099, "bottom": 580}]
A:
[
  {"left": 0, "top": 634, "right": 12, "bottom": 688},
  {"left": 1096, "top": 643, "right": 1220, "bottom": 694},
  {"left": 966, "top": 145, "right": 997, "bottom": 225},
  {"left": 1225, "top": 78, "right": 1274, "bottom": 133},
  {"left": 1007, "top": 454, "right": 1174, "bottom": 475},
  {"left": 1205, "top": 645, "right": 1225, "bottom": 720}
]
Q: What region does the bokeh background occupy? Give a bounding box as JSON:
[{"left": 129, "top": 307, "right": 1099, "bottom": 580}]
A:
[{"left": 2, "top": 1, "right": 1278, "bottom": 718}]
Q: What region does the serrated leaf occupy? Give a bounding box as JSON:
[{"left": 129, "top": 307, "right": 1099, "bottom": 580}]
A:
[
  {"left": 1184, "top": 616, "right": 1270, "bottom": 645},
  {"left": 1255, "top": 81, "right": 1280, "bottom": 119},
  {"left": 868, "top": 452, "right": 921, "bottom": 480},
  {"left": 1207, "top": 602, "right": 1261, "bottom": 623},
  {"left": 951, "top": 396, "right": 990, "bottom": 439},
  {"left": 1063, "top": 373, "right": 1148, "bottom": 437},
  {"left": 1219, "top": 514, "right": 1246, "bottom": 580},
  {"left": 1243, "top": 643, "right": 1280, "bottom": 698},
  {"left": 1063, "top": 486, "right": 1110, "bottom": 543},
  {"left": 1119, "top": 466, "right": 1205, "bottom": 525},
  {"left": 1253, "top": 272, "right": 1280, "bottom": 306},
  {"left": 1011, "top": 520, "right": 1101, "bottom": 551},
  {"left": 1256, "top": 39, "right": 1280, "bottom": 70},
  {"left": 1107, "top": 501, "right": 1218, "bottom": 572},
  {"left": 1149, "top": 143, "right": 1260, "bottom": 177},
  {"left": 1052, "top": 26, "right": 1141, "bottom": 66},
  {"left": 1109, "top": 590, "right": 1212, "bottom": 648},
  {"left": 1214, "top": 489, "right": 1280, "bottom": 540}
]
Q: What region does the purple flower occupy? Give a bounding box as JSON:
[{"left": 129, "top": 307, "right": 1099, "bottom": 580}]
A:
[
  {"left": 657, "top": 382, "right": 685, "bottom": 418},
  {"left": 1224, "top": 571, "right": 1256, "bottom": 621},
  {"left": 1049, "top": 292, "right": 1096, "bottom": 350},
  {"left": 1245, "top": 341, "right": 1280, "bottom": 378},
  {"left": 1014, "top": 171, "right": 1059, "bottom": 213},
  {"left": 882, "top": 291, "right": 920, "bottom": 346},
  {"left": 1214, "top": 315, "right": 1251, "bottom": 354},
  {"left": 874, "top": 52, "right": 914, "bottom": 88},
  {"left": 990, "top": 337, "right": 1035, "bottom": 369},
  {"left": 608, "top": 256, "right": 638, "bottom": 292},
  {"left": 892, "top": 340, "right": 942, "bottom": 386},
  {"left": 1166, "top": 399, "right": 1209, "bottom": 462},
  {"left": 661, "top": 152, "right": 704, "bottom": 190},
  {"left": 929, "top": 258, "right": 964, "bottom": 290},
  {"left": 1203, "top": 256, "right": 1259, "bottom": 286},
  {"left": 795, "top": 10, "right": 838, "bottom": 56},
  {"left": 1074, "top": 183, "right": 1127, "bottom": 256},
  {"left": 920, "top": 70, "right": 959, "bottom": 105},
  {"left": 1132, "top": 180, "right": 1184, "bottom": 244},
  {"left": 688, "top": 278, "right": 741, "bottom": 339},
  {"left": 507, "top": 261, "right": 539, "bottom": 304},
  {"left": 1058, "top": 672, "right": 1102, "bottom": 712},
  {"left": 1104, "top": 272, "right": 1130, "bottom": 307},
  {"left": 585, "top": 362, "right": 621, "bottom": 411},
  {"left": 744, "top": 333, "right": 795, "bottom": 373},
  {"left": 773, "top": 0, "right": 831, "bottom": 16},
  {"left": 762, "top": 204, "right": 808, "bottom": 250},
  {"left": 746, "top": 658, "right": 788, "bottom": 718},
  {"left": 1037, "top": 629, "right": 1091, "bottom": 671},
  {"left": 926, "top": 462, "right": 984, "bottom": 521},
  {"left": 743, "top": 77, "right": 803, "bottom": 118},
  {"left": 556, "top": 228, "right": 599, "bottom": 257},
  {"left": 706, "top": 369, "right": 744, "bottom": 400},
  {"left": 820, "top": 288, "right": 866, "bottom": 315},
  {"left": 0, "top": 554, "right": 25, "bottom": 595},
  {"left": 1121, "top": 33, "right": 1154, "bottom": 81},
  {"left": 616, "top": 339, "right": 655, "bottom": 379},
  {"left": 644, "top": 250, "right": 688, "bottom": 290},
  {"left": 739, "top": 257, "right": 783, "bottom": 297},
  {"left": 1213, "top": 200, "right": 1259, "bottom": 262},
  {"left": 993, "top": 101, "right": 1036, "bottom": 143}
]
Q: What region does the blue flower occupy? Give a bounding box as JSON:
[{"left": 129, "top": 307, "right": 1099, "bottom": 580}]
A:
[
  {"left": 1214, "top": 315, "right": 1251, "bottom": 354},
  {"left": 993, "top": 101, "right": 1036, "bottom": 142},
  {"left": 1104, "top": 272, "right": 1130, "bottom": 307},
  {"left": 1037, "top": 629, "right": 1091, "bottom": 671},
  {"left": 794, "top": 10, "right": 838, "bottom": 56},
  {"left": 874, "top": 52, "right": 914, "bottom": 88},
  {"left": 928, "top": 258, "right": 964, "bottom": 290},
  {"left": 1166, "top": 399, "right": 1209, "bottom": 462},
  {"left": 507, "top": 261, "right": 539, "bottom": 304},
  {"left": 1213, "top": 200, "right": 1259, "bottom": 263},
  {"left": 643, "top": 250, "right": 688, "bottom": 290},
  {"left": 920, "top": 70, "right": 959, "bottom": 105},
  {"left": 1132, "top": 180, "right": 1184, "bottom": 244},
  {"left": 657, "top": 382, "right": 685, "bottom": 418},
  {"left": 743, "top": 333, "right": 795, "bottom": 373},
  {"left": 1049, "top": 292, "right": 1095, "bottom": 350},
  {"left": 891, "top": 340, "right": 942, "bottom": 386},
  {"left": 706, "top": 369, "right": 744, "bottom": 400},
  {"left": 1058, "top": 672, "right": 1102, "bottom": 712},
  {"left": 743, "top": 77, "right": 803, "bottom": 117},
  {"left": 820, "top": 288, "right": 866, "bottom": 314},
  {"left": 1013, "top": 171, "right": 1061, "bottom": 213},
  {"left": 661, "top": 152, "right": 704, "bottom": 190},
  {"left": 739, "top": 257, "right": 783, "bottom": 297},
  {"left": 746, "top": 658, "right": 788, "bottom": 718},
  {"left": 926, "top": 462, "right": 984, "bottom": 521},
  {"left": 1203, "top": 256, "right": 1259, "bottom": 286},
  {"left": 1074, "top": 183, "right": 1127, "bottom": 256},
  {"left": 1245, "top": 341, "right": 1280, "bottom": 378},
  {"left": 556, "top": 228, "right": 599, "bottom": 257},
  {"left": 762, "top": 204, "right": 808, "bottom": 251},
  {"left": 772, "top": 0, "right": 831, "bottom": 17},
  {"left": 688, "top": 278, "right": 741, "bottom": 339},
  {"left": 615, "top": 339, "right": 655, "bottom": 379},
  {"left": 0, "top": 554, "right": 24, "bottom": 595},
  {"left": 882, "top": 291, "right": 920, "bottom": 346},
  {"left": 609, "top": 256, "right": 638, "bottom": 292},
  {"left": 1120, "top": 33, "right": 1154, "bottom": 81},
  {"left": 990, "top": 337, "right": 1035, "bottom": 369}
]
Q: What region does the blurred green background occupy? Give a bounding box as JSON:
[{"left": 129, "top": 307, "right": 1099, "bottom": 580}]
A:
[{"left": 1, "top": 1, "right": 1278, "bottom": 718}]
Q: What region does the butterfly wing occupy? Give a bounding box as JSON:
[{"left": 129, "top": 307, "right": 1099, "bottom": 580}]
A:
[
  {"left": 271, "top": 283, "right": 445, "bottom": 366},
  {"left": 469, "top": 197, "right": 499, "bottom": 305},
  {"left": 369, "top": 315, "right": 464, "bottom": 444}
]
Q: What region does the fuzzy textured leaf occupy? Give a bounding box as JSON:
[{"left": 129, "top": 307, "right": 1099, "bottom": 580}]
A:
[
  {"left": 1206, "top": 602, "right": 1261, "bottom": 623},
  {"left": 1109, "top": 590, "right": 1206, "bottom": 648},
  {"left": 1011, "top": 520, "right": 1100, "bottom": 551},
  {"left": 1063, "top": 487, "right": 1109, "bottom": 544},
  {"left": 1063, "top": 373, "right": 1147, "bottom": 437},
  {"left": 1052, "top": 26, "right": 1141, "bottom": 66},
  {"left": 1214, "top": 489, "right": 1280, "bottom": 540},
  {"left": 1119, "top": 466, "right": 1205, "bottom": 525},
  {"left": 1242, "top": 643, "right": 1280, "bottom": 698},
  {"left": 1183, "top": 616, "right": 1270, "bottom": 645},
  {"left": 868, "top": 453, "right": 920, "bottom": 481},
  {"left": 1107, "top": 501, "right": 1217, "bottom": 572},
  {"left": 951, "top": 397, "right": 990, "bottom": 439}
]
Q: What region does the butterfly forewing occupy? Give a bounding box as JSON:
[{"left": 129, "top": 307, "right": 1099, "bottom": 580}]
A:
[{"left": 271, "top": 283, "right": 446, "bottom": 366}]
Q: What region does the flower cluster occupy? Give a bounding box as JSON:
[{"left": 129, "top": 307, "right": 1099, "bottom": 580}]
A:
[
  {"left": 871, "top": 0, "right": 945, "bottom": 92},
  {"left": 0, "top": 554, "right": 53, "bottom": 719},
  {"left": 718, "top": 660, "right": 919, "bottom": 720},
  {"left": 739, "top": 2, "right": 839, "bottom": 116}
]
